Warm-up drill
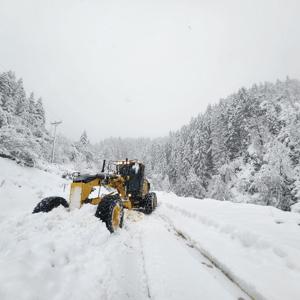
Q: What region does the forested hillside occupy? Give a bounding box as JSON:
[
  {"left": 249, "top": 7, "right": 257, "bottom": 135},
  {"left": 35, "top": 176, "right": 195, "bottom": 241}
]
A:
[
  {"left": 166, "top": 78, "right": 300, "bottom": 210},
  {"left": 0, "top": 71, "right": 50, "bottom": 166},
  {"left": 0, "top": 71, "right": 99, "bottom": 171},
  {"left": 94, "top": 78, "right": 300, "bottom": 210},
  {"left": 1, "top": 70, "right": 300, "bottom": 210}
]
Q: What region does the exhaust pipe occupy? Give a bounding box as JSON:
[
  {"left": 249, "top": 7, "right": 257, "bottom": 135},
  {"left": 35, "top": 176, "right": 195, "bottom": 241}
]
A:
[{"left": 101, "top": 160, "right": 106, "bottom": 172}]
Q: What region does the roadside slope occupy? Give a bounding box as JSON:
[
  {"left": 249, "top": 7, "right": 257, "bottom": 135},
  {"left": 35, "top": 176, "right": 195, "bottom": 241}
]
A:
[{"left": 0, "top": 158, "right": 69, "bottom": 216}]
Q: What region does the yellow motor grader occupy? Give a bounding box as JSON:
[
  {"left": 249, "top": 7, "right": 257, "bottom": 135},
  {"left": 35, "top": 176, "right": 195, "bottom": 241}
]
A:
[{"left": 33, "top": 159, "right": 157, "bottom": 233}]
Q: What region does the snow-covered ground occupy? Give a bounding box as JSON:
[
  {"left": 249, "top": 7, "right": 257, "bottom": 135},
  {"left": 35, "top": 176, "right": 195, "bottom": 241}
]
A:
[
  {"left": 158, "top": 193, "right": 300, "bottom": 300},
  {"left": 0, "top": 157, "right": 300, "bottom": 300}
]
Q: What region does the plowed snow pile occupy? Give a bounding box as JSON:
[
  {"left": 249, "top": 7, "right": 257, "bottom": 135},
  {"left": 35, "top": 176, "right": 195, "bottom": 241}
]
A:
[{"left": 0, "top": 206, "right": 112, "bottom": 300}]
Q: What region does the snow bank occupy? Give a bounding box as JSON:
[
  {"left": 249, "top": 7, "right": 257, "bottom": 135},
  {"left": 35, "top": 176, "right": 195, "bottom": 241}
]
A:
[
  {"left": 0, "top": 158, "right": 139, "bottom": 300},
  {"left": 157, "top": 192, "right": 300, "bottom": 300},
  {"left": 291, "top": 202, "right": 300, "bottom": 213},
  {"left": 0, "top": 206, "right": 112, "bottom": 300},
  {"left": 0, "top": 158, "right": 112, "bottom": 300},
  {"left": 0, "top": 157, "right": 69, "bottom": 216}
]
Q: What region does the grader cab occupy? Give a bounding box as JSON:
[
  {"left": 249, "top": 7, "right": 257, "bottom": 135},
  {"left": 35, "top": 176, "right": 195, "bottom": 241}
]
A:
[{"left": 33, "top": 159, "right": 157, "bottom": 233}]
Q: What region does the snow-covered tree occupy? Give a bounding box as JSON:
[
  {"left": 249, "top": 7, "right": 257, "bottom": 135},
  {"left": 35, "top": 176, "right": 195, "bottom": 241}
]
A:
[
  {"left": 0, "top": 71, "right": 51, "bottom": 165},
  {"left": 251, "top": 140, "right": 295, "bottom": 210},
  {"left": 27, "top": 92, "right": 36, "bottom": 126},
  {"left": 35, "top": 98, "right": 45, "bottom": 126},
  {"left": 79, "top": 130, "right": 89, "bottom": 146}
]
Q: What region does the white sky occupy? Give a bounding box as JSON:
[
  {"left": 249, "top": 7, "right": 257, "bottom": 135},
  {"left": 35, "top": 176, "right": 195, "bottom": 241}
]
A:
[{"left": 0, "top": 0, "right": 300, "bottom": 141}]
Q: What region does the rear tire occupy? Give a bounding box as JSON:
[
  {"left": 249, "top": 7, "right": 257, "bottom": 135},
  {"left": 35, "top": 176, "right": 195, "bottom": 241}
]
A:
[
  {"left": 95, "top": 194, "right": 124, "bottom": 233},
  {"left": 32, "top": 196, "right": 69, "bottom": 213},
  {"left": 144, "top": 192, "right": 157, "bottom": 214}
]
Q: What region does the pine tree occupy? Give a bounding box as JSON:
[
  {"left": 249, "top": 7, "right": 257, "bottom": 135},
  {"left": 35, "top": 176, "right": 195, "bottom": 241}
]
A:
[
  {"left": 27, "top": 92, "right": 36, "bottom": 126},
  {"left": 15, "top": 79, "right": 28, "bottom": 120},
  {"left": 79, "top": 130, "right": 89, "bottom": 146},
  {"left": 0, "top": 72, "right": 17, "bottom": 114},
  {"left": 35, "top": 98, "right": 45, "bottom": 126},
  {"left": 0, "top": 106, "right": 7, "bottom": 128},
  {"left": 252, "top": 140, "right": 295, "bottom": 210}
]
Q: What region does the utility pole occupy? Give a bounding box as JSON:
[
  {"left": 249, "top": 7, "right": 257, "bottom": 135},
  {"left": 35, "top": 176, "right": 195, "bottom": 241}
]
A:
[{"left": 50, "top": 121, "right": 62, "bottom": 163}]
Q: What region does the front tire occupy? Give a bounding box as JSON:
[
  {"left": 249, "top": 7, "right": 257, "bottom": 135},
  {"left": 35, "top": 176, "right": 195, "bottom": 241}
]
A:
[
  {"left": 32, "top": 196, "right": 69, "bottom": 213},
  {"left": 95, "top": 194, "right": 124, "bottom": 233}
]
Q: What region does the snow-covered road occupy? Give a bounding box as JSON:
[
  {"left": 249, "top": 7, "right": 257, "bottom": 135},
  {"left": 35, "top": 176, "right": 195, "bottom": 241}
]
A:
[
  {"left": 1, "top": 158, "right": 300, "bottom": 300},
  {"left": 115, "top": 209, "right": 250, "bottom": 300}
]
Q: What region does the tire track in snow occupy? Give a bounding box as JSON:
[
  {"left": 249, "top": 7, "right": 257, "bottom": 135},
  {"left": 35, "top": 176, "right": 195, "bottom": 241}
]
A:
[
  {"left": 156, "top": 212, "right": 253, "bottom": 300},
  {"left": 126, "top": 210, "right": 153, "bottom": 299},
  {"left": 138, "top": 232, "right": 152, "bottom": 299},
  {"left": 104, "top": 210, "right": 152, "bottom": 300},
  {"left": 136, "top": 210, "right": 250, "bottom": 300}
]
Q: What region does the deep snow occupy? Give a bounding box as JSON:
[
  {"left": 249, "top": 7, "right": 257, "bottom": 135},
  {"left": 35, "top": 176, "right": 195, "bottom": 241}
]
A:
[
  {"left": 158, "top": 192, "right": 300, "bottom": 300},
  {"left": 0, "top": 157, "right": 300, "bottom": 300}
]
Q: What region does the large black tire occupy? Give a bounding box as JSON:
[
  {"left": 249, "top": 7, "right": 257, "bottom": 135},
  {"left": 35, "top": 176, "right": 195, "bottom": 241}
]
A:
[
  {"left": 144, "top": 192, "right": 157, "bottom": 214},
  {"left": 95, "top": 194, "right": 124, "bottom": 233},
  {"left": 32, "top": 196, "right": 69, "bottom": 213}
]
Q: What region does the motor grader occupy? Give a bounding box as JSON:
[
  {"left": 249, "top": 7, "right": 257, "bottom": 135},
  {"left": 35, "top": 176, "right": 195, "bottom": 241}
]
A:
[{"left": 32, "top": 159, "right": 157, "bottom": 233}]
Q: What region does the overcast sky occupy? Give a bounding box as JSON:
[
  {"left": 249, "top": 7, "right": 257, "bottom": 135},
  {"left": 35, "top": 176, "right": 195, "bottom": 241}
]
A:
[{"left": 0, "top": 0, "right": 300, "bottom": 142}]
